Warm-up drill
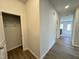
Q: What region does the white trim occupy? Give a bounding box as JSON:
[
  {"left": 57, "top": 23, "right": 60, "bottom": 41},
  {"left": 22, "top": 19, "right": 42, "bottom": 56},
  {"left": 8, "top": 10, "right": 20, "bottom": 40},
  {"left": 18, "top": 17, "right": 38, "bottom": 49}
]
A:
[
  {"left": 1, "top": 10, "right": 21, "bottom": 16},
  {"left": 27, "top": 49, "right": 39, "bottom": 59},
  {"left": 57, "top": 35, "right": 60, "bottom": 39},
  {"left": 23, "top": 47, "right": 28, "bottom": 51},
  {"left": 72, "top": 43, "right": 79, "bottom": 47},
  {"left": 0, "top": 11, "right": 24, "bottom": 52},
  {"left": 72, "top": 12, "right": 76, "bottom": 48},
  {"left": 24, "top": 48, "right": 39, "bottom": 59},
  {"left": 7, "top": 44, "right": 22, "bottom": 51},
  {"left": 40, "top": 41, "right": 55, "bottom": 59}
]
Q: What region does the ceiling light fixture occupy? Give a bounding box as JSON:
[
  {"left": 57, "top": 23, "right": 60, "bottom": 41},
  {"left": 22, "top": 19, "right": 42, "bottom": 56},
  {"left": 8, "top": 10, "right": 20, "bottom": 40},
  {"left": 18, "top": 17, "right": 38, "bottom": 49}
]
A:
[{"left": 65, "top": 5, "right": 70, "bottom": 9}]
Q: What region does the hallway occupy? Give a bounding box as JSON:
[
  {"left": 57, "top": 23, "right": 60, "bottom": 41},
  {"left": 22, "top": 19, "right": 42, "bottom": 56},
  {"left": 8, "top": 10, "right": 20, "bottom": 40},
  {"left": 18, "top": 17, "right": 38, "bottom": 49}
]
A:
[{"left": 44, "top": 36, "right": 79, "bottom": 59}]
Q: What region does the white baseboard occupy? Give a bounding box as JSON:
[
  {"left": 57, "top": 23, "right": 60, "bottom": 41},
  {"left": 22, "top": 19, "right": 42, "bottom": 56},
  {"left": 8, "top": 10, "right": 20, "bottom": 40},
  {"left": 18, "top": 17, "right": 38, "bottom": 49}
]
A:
[
  {"left": 57, "top": 35, "right": 60, "bottom": 39},
  {"left": 7, "top": 44, "right": 22, "bottom": 51},
  {"left": 7, "top": 44, "right": 39, "bottom": 59},
  {"left": 57, "top": 35, "right": 61, "bottom": 39},
  {"left": 72, "top": 43, "right": 79, "bottom": 47},
  {"left": 40, "top": 41, "right": 56, "bottom": 59},
  {"left": 26, "top": 49, "right": 39, "bottom": 59},
  {"left": 23, "top": 47, "right": 28, "bottom": 51}
]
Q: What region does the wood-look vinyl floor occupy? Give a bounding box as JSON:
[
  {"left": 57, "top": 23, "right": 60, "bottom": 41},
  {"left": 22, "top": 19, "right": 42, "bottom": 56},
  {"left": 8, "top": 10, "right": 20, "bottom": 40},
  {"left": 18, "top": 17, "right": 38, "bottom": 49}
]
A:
[
  {"left": 8, "top": 36, "right": 79, "bottom": 59},
  {"left": 44, "top": 36, "right": 79, "bottom": 59},
  {"left": 8, "top": 47, "right": 36, "bottom": 59}
]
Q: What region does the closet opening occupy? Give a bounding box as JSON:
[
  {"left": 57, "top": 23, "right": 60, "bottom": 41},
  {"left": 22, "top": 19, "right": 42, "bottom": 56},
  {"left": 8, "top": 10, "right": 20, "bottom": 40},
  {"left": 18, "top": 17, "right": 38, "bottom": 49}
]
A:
[{"left": 2, "top": 12, "right": 23, "bottom": 51}]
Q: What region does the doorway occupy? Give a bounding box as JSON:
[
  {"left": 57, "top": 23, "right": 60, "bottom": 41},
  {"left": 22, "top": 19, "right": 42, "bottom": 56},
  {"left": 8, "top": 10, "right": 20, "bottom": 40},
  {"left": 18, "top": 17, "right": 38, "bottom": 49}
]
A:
[
  {"left": 60, "top": 15, "right": 73, "bottom": 46},
  {"left": 2, "top": 12, "right": 23, "bottom": 51}
]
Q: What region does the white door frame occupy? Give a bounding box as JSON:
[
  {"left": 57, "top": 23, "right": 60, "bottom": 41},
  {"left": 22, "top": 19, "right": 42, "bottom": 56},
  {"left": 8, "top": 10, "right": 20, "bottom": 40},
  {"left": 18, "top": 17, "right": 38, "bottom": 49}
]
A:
[
  {"left": 0, "top": 11, "right": 23, "bottom": 59},
  {"left": 0, "top": 12, "right": 7, "bottom": 59}
]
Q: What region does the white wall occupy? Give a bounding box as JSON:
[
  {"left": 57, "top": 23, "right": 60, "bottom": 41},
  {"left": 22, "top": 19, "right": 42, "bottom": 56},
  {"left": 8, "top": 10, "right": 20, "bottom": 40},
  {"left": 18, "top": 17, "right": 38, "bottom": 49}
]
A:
[
  {"left": 61, "top": 15, "right": 73, "bottom": 22},
  {"left": 0, "top": 0, "right": 28, "bottom": 51},
  {"left": 72, "top": 8, "right": 79, "bottom": 47},
  {"left": 25, "top": 0, "right": 40, "bottom": 58},
  {"left": 56, "top": 17, "right": 60, "bottom": 39},
  {"left": 40, "top": 0, "right": 59, "bottom": 58},
  {"left": 0, "top": 0, "right": 59, "bottom": 58}
]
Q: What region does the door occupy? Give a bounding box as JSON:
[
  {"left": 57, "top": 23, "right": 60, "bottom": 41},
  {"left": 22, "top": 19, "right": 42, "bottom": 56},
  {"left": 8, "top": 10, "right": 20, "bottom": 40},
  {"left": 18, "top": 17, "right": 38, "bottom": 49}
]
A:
[{"left": 0, "top": 12, "right": 7, "bottom": 59}]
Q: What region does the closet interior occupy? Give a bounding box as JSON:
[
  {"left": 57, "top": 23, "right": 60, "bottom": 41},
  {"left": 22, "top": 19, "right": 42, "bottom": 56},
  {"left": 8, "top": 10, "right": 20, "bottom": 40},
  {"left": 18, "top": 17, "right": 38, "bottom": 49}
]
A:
[{"left": 2, "top": 13, "right": 22, "bottom": 51}]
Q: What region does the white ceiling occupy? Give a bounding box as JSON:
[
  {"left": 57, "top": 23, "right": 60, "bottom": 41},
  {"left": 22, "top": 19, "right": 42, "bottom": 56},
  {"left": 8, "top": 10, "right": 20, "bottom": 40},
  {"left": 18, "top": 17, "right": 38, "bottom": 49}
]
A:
[{"left": 49, "top": 0, "right": 79, "bottom": 16}]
